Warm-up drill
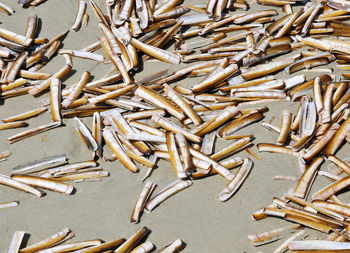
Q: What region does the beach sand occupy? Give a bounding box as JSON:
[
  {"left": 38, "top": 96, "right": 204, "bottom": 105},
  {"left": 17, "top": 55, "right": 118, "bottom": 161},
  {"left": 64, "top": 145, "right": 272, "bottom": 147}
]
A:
[{"left": 0, "top": 0, "right": 348, "bottom": 252}]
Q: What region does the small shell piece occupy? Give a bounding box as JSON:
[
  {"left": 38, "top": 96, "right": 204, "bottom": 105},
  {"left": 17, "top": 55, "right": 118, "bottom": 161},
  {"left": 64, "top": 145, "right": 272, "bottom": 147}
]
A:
[
  {"left": 0, "top": 201, "right": 18, "bottom": 210},
  {"left": 0, "top": 121, "right": 27, "bottom": 131},
  {"left": 0, "top": 2, "right": 14, "bottom": 15},
  {"left": 130, "top": 241, "right": 154, "bottom": 253},
  {"left": 276, "top": 110, "right": 291, "bottom": 145},
  {"left": 157, "top": 239, "right": 185, "bottom": 253},
  {"left": 0, "top": 150, "right": 11, "bottom": 161}
]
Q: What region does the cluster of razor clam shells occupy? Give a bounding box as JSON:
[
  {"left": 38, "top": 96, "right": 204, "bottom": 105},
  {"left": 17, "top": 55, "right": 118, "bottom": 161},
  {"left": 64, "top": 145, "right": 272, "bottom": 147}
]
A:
[
  {"left": 6, "top": 226, "right": 185, "bottom": 253},
  {"left": 1, "top": 0, "right": 350, "bottom": 251}
]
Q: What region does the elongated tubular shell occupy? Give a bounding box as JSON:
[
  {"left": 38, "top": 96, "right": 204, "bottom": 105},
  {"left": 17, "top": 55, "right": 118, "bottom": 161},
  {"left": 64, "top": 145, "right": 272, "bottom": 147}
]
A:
[
  {"left": 144, "top": 179, "right": 192, "bottom": 212},
  {"left": 194, "top": 106, "right": 239, "bottom": 136},
  {"left": 50, "top": 78, "right": 61, "bottom": 122},
  {"left": 108, "top": 110, "right": 151, "bottom": 155},
  {"left": 7, "top": 51, "right": 28, "bottom": 83},
  {"left": 92, "top": 112, "right": 102, "bottom": 159},
  {"left": 302, "top": 123, "right": 340, "bottom": 163},
  {"left": 294, "top": 157, "right": 323, "bottom": 199},
  {"left": 29, "top": 62, "right": 72, "bottom": 96},
  {"left": 152, "top": 114, "right": 201, "bottom": 143},
  {"left": 39, "top": 160, "right": 96, "bottom": 178},
  {"left": 261, "top": 121, "right": 300, "bottom": 142},
  {"left": 234, "top": 9, "right": 277, "bottom": 24},
  {"left": 131, "top": 182, "right": 156, "bottom": 224},
  {"left": 8, "top": 231, "right": 25, "bottom": 253},
  {"left": 322, "top": 83, "right": 334, "bottom": 124},
  {"left": 210, "top": 137, "right": 251, "bottom": 161},
  {"left": 164, "top": 84, "right": 201, "bottom": 126},
  {"left": 157, "top": 239, "right": 184, "bottom": 253},
  {"left": 248, "top": 224, "right": 301, "bottom": 246},
  {"left": 218, "top": 158, "right": 253, "bottom": 201},
  {"left": 62, "top": 71, "right": 90, "bottom": 108},
  {"left": 166, "top": 132, "right": 187, "bottom": 179},
  {"left": 53, "top": 170, "right": 109, "bottom": 181},
  {"left": 114, "top": 227, "right": 149, "bottom": 253},
  {"left": 0, "top": 174, "right": 43, "bottom": 197},
  {"left": 272, "top": 230, "right": 306, "bottom": 253},
  {"left": 175, "top": 132, "right": 191, "bottom": 171},
  {"left": 37, "top": 240, "right": 102, "bottom": 253},
  {"left": 241, "top": 56, "right": 297, "bottom": 80},
  {"left": 130, "top": 38, "right": 181, "bottom": 64},
  {"left": 289, "top": 240, "right": 350, "bottom": 251},
  {"left": 275, "top": 9, "right": 303, "bottom": 38},
  {"left": 99, "top": 36, "right": 131, "bottom": 85},
  {"left": 276, "top": 110, "right": 291, "bottom": 145},
  {"left": 0, "top": 27, "right": 32, "bottom": 46},
  {"left": 0, "top": 201, "right": 18, "bottom": 210},
  {"left": 2, "top": 107, "right": 47, "bottom": 123},
  {"left": 192, "top": 64, "right": 239, "bottom": 93},
  {"left": 74, "top": 117, "right": 98, "bottom": 152},
  {"left": 328, "top": 155, "right": 350, "bottom": 175},
  {"left": 89, "top": 0, "right": 109, "bottom": 26},
  {"left": 325, "top": 117, "right": 350, "bottom": 155},
  {"left": 134, "top": 85, "right": 184, "bottom": 120},
  {"left": 130, "top": 241, "right": 154, "bottom": 253},
  {"left": 88, "top": 84, "right": 136, "bottom": 104},
  {"left": 11, "top": 175, "right": 74, "bottom": 194},
  {"left": 72, "top": 0, "right": 87, "bottom": 32},
  {"left": 257, "top": 143, "right": 299, "bottom": 156},
  {"left": 218, "top": 111, "right": 263, "bottom": 137},
  {"left": 285, "top": 194, "right": 345, "bottom": 221},
  {"left": 125, "top": 109, "right": 166, "bottom": 121},
  {"left": 313, "top": 200, "right": 350, "bottom": 218},
  {"left": 189, "top": 148, "right": 234, "bottom": 180},
  {"left": 103, "top": 128, "right": 139, "bottom": 173},
  {"left": 19, "top": 228, "right": 73, "bottom": 253},
  {"left": 312, "top": 176, "right": 350, "bottom": 200},
  {"left": 74, "top": 237, "right": 126, "bottom": 253},
  {"left": 283, "top": 213, "right": 333, "bottom": 233},
  {"left": 0, "top": 121, "right": 27, "bottom": 131}
]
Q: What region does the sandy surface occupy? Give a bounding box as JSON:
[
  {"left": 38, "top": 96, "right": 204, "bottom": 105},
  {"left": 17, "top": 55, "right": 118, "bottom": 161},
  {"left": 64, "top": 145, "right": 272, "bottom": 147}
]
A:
[{"left": 0, "top": 0, "right": 349, "bottom": 252}]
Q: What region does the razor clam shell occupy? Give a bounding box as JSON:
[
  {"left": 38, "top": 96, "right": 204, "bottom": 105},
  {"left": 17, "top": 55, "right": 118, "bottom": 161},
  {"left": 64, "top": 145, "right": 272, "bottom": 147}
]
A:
[
  {"left": 74, "top": 117, "right": 99, "bottom": 152},
  {"left": 289, "top": 240, "right": 350, "bottom": 250},
  {"left": 302, "top": 100, "right": 317, "bottom": 137},
  {"left": 12, "top": 154, "right": 67, "bottom": 174}
]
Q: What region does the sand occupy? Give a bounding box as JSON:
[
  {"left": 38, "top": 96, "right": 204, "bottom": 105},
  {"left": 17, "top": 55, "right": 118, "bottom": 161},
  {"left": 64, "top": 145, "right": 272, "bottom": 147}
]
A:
[{"left": 0, "top": 0, "right": 349, "bottom": 252}]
